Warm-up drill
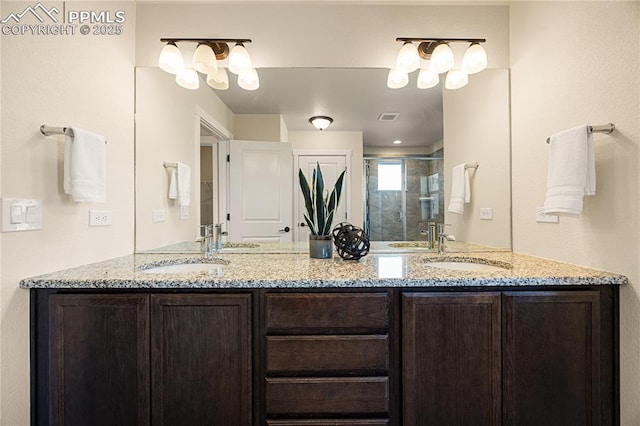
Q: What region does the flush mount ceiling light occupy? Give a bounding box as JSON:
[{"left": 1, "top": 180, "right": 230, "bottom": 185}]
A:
[
  {"left": 387, "top": 37, "right": 487, "bottom": 90},
  {"left": 309, "top": 116, "right": 333, "bottom": 131},
  {"left": 158, "top": 38, "right": 257, "bottom": 91}
]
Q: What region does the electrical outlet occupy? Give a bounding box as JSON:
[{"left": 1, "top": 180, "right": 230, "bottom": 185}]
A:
[
  {"left": 152, "top": 209, "right": 166, "bottom": 223},
  {"left": 179, "top": 206, "right": 189, "bottom": 220},
  {"left": 480, "top": 207, "right": 493, "bottom": 220},
  {"left": 89, "top": 210, "right": 112, "bottom": 227},
  {"left": 536, "top": 207, "right": 559, "bottom": 223}
]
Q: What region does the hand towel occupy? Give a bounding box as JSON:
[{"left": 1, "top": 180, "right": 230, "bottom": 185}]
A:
[
  {"left": 447, "top": 164, "right": 470, "bottom": 214},
  {"left": 543, "top": 125, "right": 594, "bottom": 217},
  {"left": 176, "top": 162, "right": 191, "bottom": 207},
  {"left": 168, "top": 169, "right": 178, "bottom": 200},
  {"left": 63, "top": 127, "right": 106, "bottom": 202}
]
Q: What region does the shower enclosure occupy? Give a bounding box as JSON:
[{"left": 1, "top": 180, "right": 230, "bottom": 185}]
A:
[{"left": 364, "top": 157, "right": 444, "bottom": 241}]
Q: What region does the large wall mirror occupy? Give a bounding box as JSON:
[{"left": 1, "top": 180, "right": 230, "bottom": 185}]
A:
[{"left": 135, "top": 66, "right": 511, "bottom": 253}]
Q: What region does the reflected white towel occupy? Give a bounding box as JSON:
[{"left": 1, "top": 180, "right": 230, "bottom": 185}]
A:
[
  {"left": 168, "top": 162, "right": 191, "bottom": 207},
  {"left": 447, "top": 164, "right": 470, "bottom": 214},
  {"left": 63, "top": 127, "right": 106, "bottom": 202},
  {"left": 543, "top": 125, "right": 594, "bottom": 217}
]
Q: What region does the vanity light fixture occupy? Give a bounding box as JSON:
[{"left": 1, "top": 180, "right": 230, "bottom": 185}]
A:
[
  {"left": 309, "top": 116, "right": 333, "bottom": 131},
  {"left": 158, "top": 38, "right": 258, "bottom": 91},
  {"left": 388, "top": 37, "right": 487, "bottom": 90}
]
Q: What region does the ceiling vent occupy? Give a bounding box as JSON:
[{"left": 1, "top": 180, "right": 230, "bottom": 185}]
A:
[{"left": 378, "top": 112, "right": 399, "bottom": 121}]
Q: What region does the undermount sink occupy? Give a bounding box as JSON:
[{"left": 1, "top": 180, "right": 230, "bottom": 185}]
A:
[
  {"left": 426, "top": 257, "right": 510, "bottom": 272},
  {"left": 140, "top": 260, "right": 225, "bottom": 275}
]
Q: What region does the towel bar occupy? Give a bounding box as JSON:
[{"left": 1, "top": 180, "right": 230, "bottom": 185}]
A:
[
  {"left": 546, "top": 123, "right": 615, "bottom": 144},
  {"left": 40, "top": 125, "right": 68, "bottom": 136},
  {"left": 164, "top": 162, "right": 177, "bottom": 168},
  {"left": 464, "top": 162, "right": 479, "bottom": 170}
]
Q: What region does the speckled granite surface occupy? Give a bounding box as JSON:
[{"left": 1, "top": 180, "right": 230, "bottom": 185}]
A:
[{"left": 20, "top": 251, "right": 627, "bottom": 289}]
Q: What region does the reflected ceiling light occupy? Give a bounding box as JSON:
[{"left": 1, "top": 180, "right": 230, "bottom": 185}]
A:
[
  {"left": 159, "top": 38, "right": 254, "bottom": 91},
  {"left": 309, "top": 116, "right": 333, "bottom": 131},
  {"left": 175, "top": 67, "right": 199, "bottom": 90},
  {"left": 461, "top": 42, "right": 488, "bottom": 74},
  {"left": 206, "top": 68, "right": 229, "bottom": 90},
  {"left": 387, "top": 68, "right": 409, "bottom": 89},
  {"left": 393, "top": 140, "right": 403, "bottom": 145},
  {"left": 238, "top": 68, "right": 260, "bottom": 91},
  {"left": 445, "top": 69, "right": 469, "bottom": 90},
  {"left": 192, "top": 43, "right": 218, "bottom": 75},
  {"left": 228, "top": 42, "right": 253, "bottom": 75},
  {"left": 158, "top": 41, "right": 184, "bottom": 74},
  {"left": 417, "top": 66, "right": 439, "bottom": 89},
  {"left": 395, "top": 42, "right": 420, "bottom": 73},
  {"left": 389, "top": 37, "right": 486, "bottom": 90}
]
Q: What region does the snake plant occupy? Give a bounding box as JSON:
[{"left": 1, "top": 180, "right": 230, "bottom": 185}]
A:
[{"left": 298, "top": 162, "right": 346, "bottom": 236}]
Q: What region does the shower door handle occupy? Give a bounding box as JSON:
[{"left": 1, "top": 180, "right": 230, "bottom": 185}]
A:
[{"left": 397, "top": 211, "right": 403, "bottom": 222}]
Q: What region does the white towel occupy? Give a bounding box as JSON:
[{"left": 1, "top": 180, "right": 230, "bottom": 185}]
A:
[
  {"left": 168, "top": 162, "right": 191, "bottom": 207},
  {"left": 63, "top": 127, "right": 106, "bottom": 202},
  {"left": 543, "top": 125, "right": 595, "bottom": 217},
  {"left": 447, "top": 164, "right": 470, "bottom": 214}
]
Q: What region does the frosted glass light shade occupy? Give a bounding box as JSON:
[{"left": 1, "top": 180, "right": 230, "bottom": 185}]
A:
[
  {"left": 193, "top": 43, "right": 218, "bottom": 75},
  {"left": 417, "top": 68, "right": 439, "bottom": 89},
  {"left": 176, "top": 67, "right": 199, "bottom": 90},
  {"left": 461, "top": 43, "right": 487, "bottom": 74},
  {"left": 445, "top": 69, "right": 469, "bottom": 90},
  {"left": 430, "top": 43, "right": 455, "bottom": 74},
  {"left": 158, "top": 42, "right": 184, "bottom": 74},
  {"left": 396, "top": 42, "right": 420, "bottom": 73},
  {"left": 228, "top": 43, "right": 252, "bottom": 75},
  {"left": 206, "top": 68, "right": 229, "bottom": 90},
  {"left": 238, "top": 68, "right": 260, "bottom": 91},
  {"left": 387, "top": 68, "right": 409, "bottom": 89},
  {"left": 309, "top": 116, "right": 333, "bottom": 130}
]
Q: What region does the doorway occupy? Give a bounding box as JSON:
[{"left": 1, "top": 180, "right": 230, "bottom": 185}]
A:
[{"left": 364, "top": 157, "right": 444, "bottom": 241}]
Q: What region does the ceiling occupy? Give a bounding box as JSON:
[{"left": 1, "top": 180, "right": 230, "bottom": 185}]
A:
[{"left": 213, "top": 68, "right": 443, "bottom": 148}]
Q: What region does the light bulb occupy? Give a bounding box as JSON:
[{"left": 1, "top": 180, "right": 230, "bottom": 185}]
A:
[
  {"left": 417, "top": 67, "right": 439, "bottom": 89},
  {"left": 206, "top": 68, "right": 229, "bottom": 90},
  {"left": 192, "top": 43, "right": 218, "bottom": 75},
  {"left": 176, "top": 67, "right": 199, "bottom": 90},
  {"left": 396, "top": 42, "right": 420, "bottom": 73},
  {"left": 238, "top": 68, "right": 260, "bottom": 91},
  {"left": 461, "top": 42, "right": 488, "bottom": 74},
  {"left": 430, "top": 43, "right": 455, "bottom": 74},
  {"left": 158, "top": 42, "right": 184, "bottom": 74},
  {"left": 386, "top": 68, "right": 409, "bottom": 89},
  {"left": 228, "top": 43, "right": 252, "bottom": 75},
  {"left": 445, "top": 69, "right": 469, "bottom": 90}
]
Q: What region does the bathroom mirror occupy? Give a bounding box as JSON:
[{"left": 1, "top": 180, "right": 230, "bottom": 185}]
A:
[{"left": 134, "top": 66, "right": 511, "bottom": 253}]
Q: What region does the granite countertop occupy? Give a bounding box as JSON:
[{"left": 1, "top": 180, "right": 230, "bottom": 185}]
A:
[{"left": 20, "top": 250, "right": 628, "bottom": 289}]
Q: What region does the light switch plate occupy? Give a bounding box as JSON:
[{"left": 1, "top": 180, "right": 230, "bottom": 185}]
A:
[
  {"left": 1, "top": 198, "right": 42, "bottom": 232},
  {"left": 152, "top": 209, "right": 166, "bottom": 223},
  {"left": 536, "top": 207, "right": 559, "bottom": 223},
  {"left": 89, "top": 210, "right": 112, "bottom": 227},
  {"left": 179, "top": 206, "right": 189, "bottom": 220},
  {"left": 480, "top": 207, "right": 493, "bottom": 220}
]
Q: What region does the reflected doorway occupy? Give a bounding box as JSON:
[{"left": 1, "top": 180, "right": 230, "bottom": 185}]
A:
[{"left": 365, "top": 156, "right": 444, "bottom": 241}]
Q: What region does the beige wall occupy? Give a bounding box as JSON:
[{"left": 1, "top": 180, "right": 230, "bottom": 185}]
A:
[
  {"left": 234, "top": 114, "right": 286, "bottom": 142},
  {"left": 289, "top": 131, "right": 364, "bottom": 229},
  {"left": 135, "top": 67, "right": 234, "bottom": 251},
  {"left": 510, "top": 2, "right": 640, "bottom": 423},
  {"left": 0, "top": 2, "right": 136, "bottom": 423},
  {"left": 444, "top": 69, "right": 511, "bottom": 249}
]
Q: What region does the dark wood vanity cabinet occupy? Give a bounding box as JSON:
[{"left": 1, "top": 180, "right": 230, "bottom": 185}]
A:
[
  {"left": 33, "top": 292, "right": 252, "bottom": 426},
  {"left": 32, "top": 286, "right": 617, "bottom": 426}
]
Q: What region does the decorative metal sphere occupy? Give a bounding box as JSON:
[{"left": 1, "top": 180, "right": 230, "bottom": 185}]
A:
[{"left": 331, "top": 222, "right": 370, "bottom": 260}]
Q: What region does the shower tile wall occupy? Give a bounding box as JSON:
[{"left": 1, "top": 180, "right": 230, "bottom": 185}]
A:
[{"left": 367, "top": 161, "right": 403, "bottom": 240}]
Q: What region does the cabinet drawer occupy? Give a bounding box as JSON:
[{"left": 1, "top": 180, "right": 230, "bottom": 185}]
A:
[
  {"left": 267, "top": 420, "right": 389, "bottom": 425},
  {"left": 266, "top": 293, "right": 389, "bottom": 333},
  {"left": 266, "top": 377, "right": 389, "bottom": 415},
  {"left": 266, "top": 335, "right": 389, "bottom": 373}
]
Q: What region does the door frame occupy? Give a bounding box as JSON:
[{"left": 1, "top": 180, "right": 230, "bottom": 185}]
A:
[{"left": 293, "top": 149, "right": 352, "bottom": 242}]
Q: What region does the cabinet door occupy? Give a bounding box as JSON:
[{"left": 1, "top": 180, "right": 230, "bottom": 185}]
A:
[
  {"left": 402, "top": 292, "right": 501, "bottom": 426},
  {"left": 503, "top": 291, "right": 601, "bottom": 426},
  {"left": 49, "top": 294, "right": 150, "bottom": 426},
  {"left": 151, "top": 294, "right": 252, "bottom": 426}
]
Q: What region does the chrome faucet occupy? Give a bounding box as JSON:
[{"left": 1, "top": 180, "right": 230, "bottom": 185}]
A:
[
  {"left": 419, "top": 222, "right": 437, "bottom": 250},
  {"left": 437, "top": 223, "right": 456, "bottom": 255},
  {"left": 200, "top": 225, "right": 215, "bottom": 257}
]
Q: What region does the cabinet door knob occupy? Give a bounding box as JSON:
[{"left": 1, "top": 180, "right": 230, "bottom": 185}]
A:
[
  {"left": 300, "top": 222, "right": 307, "bottom": 227},
  {"left": 279, "top": 226, "right": 291, "bottom": 233}
]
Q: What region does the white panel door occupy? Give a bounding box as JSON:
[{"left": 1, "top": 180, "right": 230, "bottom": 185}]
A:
[
  {"left": 229, "top": 141, "right": 293, "bottom": 243},
  {"left": 296, "top": 155, "right": 348, "bottom": 242}
]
